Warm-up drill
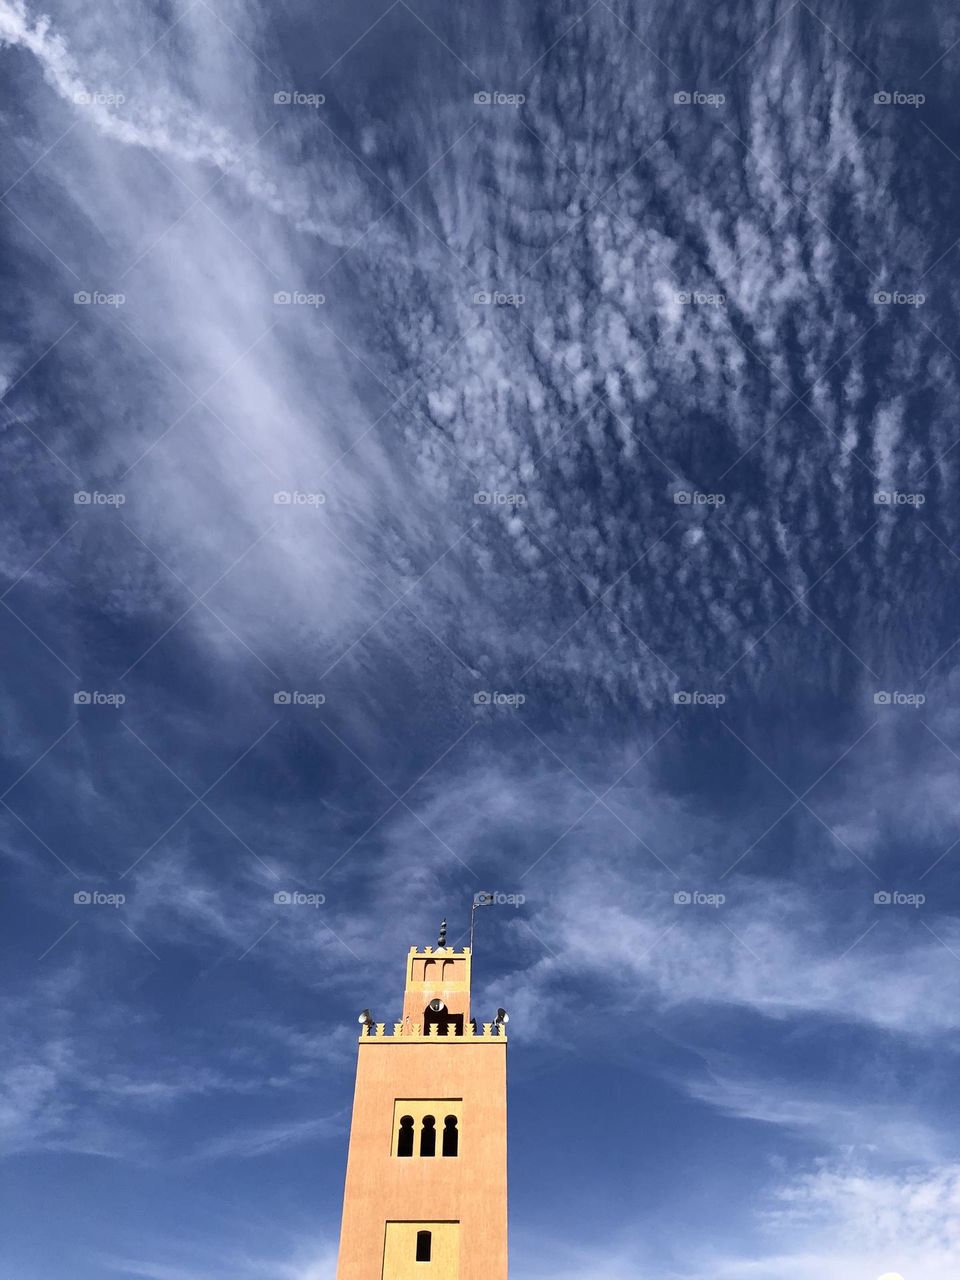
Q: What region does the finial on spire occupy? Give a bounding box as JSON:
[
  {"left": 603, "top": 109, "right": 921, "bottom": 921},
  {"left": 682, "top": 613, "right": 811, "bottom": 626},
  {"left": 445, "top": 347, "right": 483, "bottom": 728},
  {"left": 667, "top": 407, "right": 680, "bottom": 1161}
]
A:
[{"left": 437, "top": 917, "right": 447, "bottom": 949}]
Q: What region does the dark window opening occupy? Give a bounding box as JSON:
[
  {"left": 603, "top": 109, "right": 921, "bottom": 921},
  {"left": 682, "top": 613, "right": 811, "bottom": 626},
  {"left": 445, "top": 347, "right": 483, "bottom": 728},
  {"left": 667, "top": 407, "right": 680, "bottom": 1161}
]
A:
[
  {"left": 416, "top": 1230, "right": 432, "bottom": 1262},
  {"left": 397, "top": 1114, "right": 415, "bottom": 1157},
  {"left": 423, "top": 1005, "right": 464, "bottom": 1037},
  {"left": 419, "top": 1115, "right": 437, "bottom": 1157},
  {"left": 442, "top": 1115, "right": 459, "bottom": 1157}
]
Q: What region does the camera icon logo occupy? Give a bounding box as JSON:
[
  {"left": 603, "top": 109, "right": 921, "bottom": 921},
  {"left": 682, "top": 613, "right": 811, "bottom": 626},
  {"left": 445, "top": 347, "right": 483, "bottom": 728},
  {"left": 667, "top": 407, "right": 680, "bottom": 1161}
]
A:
[
  {"left": 874, "top": 291, "right": 891, "bottom": 304},
  {"left": 74, "top": 890, "right": 92, "bottom": 904},
  {"left": 474, "top": 891, "right": 494, "bottom": 906},
  {"left": 674, "top": 891, "right": 692, "bottom": 904},
  {"left": 874, "top": 91, "right": 891, "bottom": 104},
  {"left": 274, "top": 91, "right": 292, "bottom": 104},
  {"left": 274, "top": 691, "right": 292, "bottom": 704},
  {"left": 474, "top": 691, "right": 491, "bottom": 704},
  {"left": 474, "top": 91, "right": 491, "bottom": 105},
  {"left": 273, "top": 491, "right": 292, "bottom": 504},
  {"left": 274, "top": 890, "right": 293, "bottom": 904},
  {"left": 74, "top": 491, "right": 92, "bottom": 505},
  {"left": 673, "top": 691, "right": 691, "bottom": 705},
  {"left": 673, "top": 490, "right": 691, "bottom": 504},
  {"left": 74, "top": 291, "right": 91, "bottom": 304},
  {"left": 874, "top": 890, "right": 892, "bottom": 905},
  {"left": 874, "top": 691, "right": 891, "bottom": 705},
  {"left": 273, "top": 291, "right": 291, "bottom": 304},
  {"left": 674, "top": 91, "right": 691, "bottom": 104},
  {"left": 473, "top": 291, "right": 492, "bottom": 305},
  {"left": 74, "top": 691, "right": 91, "bottom": 704}
]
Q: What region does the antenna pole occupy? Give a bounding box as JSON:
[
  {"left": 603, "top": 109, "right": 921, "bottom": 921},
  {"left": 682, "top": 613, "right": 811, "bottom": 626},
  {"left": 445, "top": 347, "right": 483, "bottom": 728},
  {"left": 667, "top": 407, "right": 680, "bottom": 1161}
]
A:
[{"left": 469, "top": 900, "right": 478, "bottom": 953}]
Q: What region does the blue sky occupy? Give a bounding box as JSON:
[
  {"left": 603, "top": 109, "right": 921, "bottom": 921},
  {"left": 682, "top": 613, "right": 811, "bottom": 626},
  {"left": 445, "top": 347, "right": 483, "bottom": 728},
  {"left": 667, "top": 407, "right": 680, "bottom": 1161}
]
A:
[{"left": 2, "top": 0, "right": 960, "bottom": 1276}]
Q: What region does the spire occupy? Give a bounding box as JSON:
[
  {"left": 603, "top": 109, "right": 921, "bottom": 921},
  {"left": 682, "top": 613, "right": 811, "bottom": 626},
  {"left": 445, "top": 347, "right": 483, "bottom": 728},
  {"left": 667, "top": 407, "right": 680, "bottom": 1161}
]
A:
[{"left": 437, "top": 917, "right": 447, "bottom": 949}]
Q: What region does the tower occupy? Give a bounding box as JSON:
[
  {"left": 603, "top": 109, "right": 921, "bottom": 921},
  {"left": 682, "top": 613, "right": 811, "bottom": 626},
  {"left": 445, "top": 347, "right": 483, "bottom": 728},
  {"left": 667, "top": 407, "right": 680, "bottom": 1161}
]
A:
[{"left": 335, "top": 923, "right": 508, "bottom": 1280}]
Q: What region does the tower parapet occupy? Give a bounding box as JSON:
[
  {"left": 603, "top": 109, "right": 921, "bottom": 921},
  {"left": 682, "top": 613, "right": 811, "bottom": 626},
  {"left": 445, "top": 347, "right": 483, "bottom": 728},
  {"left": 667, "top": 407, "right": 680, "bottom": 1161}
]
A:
[{"left": 360, "top": 1021, "right": 506, "bottom": 1041}]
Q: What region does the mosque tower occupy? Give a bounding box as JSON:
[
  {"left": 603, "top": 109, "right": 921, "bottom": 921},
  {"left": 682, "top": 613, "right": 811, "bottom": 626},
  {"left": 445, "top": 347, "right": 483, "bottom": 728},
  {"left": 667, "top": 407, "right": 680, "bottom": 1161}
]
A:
[{"left": 335, "top": 919, "right": 508, "bottom": 1280}]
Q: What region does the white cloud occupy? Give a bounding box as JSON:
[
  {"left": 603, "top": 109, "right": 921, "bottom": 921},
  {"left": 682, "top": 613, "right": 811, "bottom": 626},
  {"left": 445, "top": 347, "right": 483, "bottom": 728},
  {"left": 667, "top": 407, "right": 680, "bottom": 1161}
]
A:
[
  {"left": 686, "top": 1073, "right": 951, "bottom": 1163},
  {"left": 104, "top": 1240, "right": 338, "bottom": 1280},
  {"left": 2, "top": 3, "right": 959, "bottom": 1277},
  {"left": 516, "top": 1162, "right": 960, "bottom": 1280},
  {"left": 4, "top": 0, "right": 953, "bottom": 720},
  {"left": 184, "top": 1114, "right": 343, "bottom": 1162}
]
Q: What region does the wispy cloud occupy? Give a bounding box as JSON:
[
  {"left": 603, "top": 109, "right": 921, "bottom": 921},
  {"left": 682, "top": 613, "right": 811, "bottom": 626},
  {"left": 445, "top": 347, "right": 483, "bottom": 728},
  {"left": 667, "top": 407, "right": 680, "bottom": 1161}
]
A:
[
  {"left": 3, "top": 0, "right": 960, "bottom": 1275},
  {"left": 184, "top": 1114, "right": 343, "bottom": 1162}
]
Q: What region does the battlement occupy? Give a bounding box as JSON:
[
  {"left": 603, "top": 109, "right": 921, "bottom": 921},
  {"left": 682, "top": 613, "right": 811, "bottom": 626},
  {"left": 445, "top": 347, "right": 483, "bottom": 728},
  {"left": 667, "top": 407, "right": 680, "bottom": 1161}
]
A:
[
  {"left": 360, "top": 1021, "right": 506, "bottom": 1042},
  {"left": 408, "top": 946, "right": 470, "bottom": 956}
]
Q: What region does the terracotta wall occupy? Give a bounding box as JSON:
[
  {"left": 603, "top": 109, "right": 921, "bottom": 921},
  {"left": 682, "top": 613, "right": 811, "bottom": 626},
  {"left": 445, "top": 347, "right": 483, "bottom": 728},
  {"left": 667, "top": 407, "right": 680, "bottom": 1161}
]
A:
[{"left": 335, "top": 1039, "right": 507, "bottom": 1280}]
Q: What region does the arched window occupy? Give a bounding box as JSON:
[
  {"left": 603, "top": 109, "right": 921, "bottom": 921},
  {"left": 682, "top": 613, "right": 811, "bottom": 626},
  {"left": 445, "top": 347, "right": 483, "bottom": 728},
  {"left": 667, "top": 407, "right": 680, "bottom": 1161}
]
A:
[
  {"left": 416, "top": 1230, "right": 432, "bottom": 1262},
  {"left": 442, "top": 1114, "right": 459, "bottom": 1157},
  {"left": 423, "top": 1003, "right": 464, "bottom": 1037},
  {"left": 420, "top": 1114, "right": 436, "bottom": 1157},
  {"left": 396, "top": 1114, "right": 414, "bottom": 1157}
]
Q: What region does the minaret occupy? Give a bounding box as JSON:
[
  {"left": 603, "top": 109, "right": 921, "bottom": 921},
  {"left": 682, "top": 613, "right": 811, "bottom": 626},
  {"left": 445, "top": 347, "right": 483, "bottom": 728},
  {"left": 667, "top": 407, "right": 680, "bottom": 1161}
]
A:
[{"left": 335, "top": 921, "right": 508, "bottom": 1280}]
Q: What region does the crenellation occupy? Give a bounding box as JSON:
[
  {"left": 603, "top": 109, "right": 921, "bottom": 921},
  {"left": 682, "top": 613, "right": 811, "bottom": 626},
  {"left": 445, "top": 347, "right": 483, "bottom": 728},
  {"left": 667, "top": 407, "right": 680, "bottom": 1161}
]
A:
[
  {"left": 409, "top": 945, "right": 469, "bottom": 956},
  {"left": 356, "top": 1022, "right": 506, "bottom": 1042}
]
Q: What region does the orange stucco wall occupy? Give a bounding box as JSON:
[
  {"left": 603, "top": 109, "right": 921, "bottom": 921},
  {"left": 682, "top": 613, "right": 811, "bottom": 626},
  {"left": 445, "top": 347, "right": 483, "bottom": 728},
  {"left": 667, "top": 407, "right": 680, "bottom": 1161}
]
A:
[
  {"left": 401, "top": 950, "right": 471, "bottom": 1024},
  {"left": 335, "top": 1038, "right": 508, "bottom": 1280}
]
